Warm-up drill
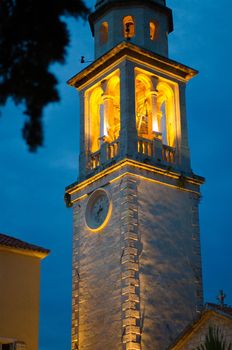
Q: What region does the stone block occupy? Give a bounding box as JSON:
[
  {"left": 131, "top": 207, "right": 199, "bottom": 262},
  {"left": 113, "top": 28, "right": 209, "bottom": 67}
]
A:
[
  {"left": 123, "top": 334, "right": 137, "bottom": 343},
  {"left": 121, "top": 254, "right": 136, "bottom": 264},
  {"left": 122, "top": 261, "right": 139, "bottom": 271},
  {"left": 123, "top": 317, "right": 137, "bottom": 327},
  {"left": 123, "top": 293, "right": 139, "bottom": 303},
  {"left": 126, "top": 342, "right": 141, "bottom": 350},
  {"left": 125, "top": 325, "right": 141, "bottom": 335},
  {"left": 123, "top": 278, "right": 139, "bottom": 287},
  {"left": 122, "top": 300, "right": 137, "bottom": 311},
  {"left": 124, "top": 233, "right": 139, "bottom": 241},
  {"left": 125, "top": 309, "right": 140, "bottom": 319},
  {"left": 122, "top": 270, "right": 136, "bottom": 279},
  {"left": 124, "top": 247, "right": 138, "bottom": 256},
  {"left": 122, "top": 285, "right": 136, "bottom": 295}
]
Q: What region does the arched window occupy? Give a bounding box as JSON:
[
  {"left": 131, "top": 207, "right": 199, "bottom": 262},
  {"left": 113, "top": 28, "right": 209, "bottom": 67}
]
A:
[
  {"left": 157, "top": 82, "right": 176, "bottom": 147},
  {"left": 135, "top": 71, "right": 177, "bottom": 148},
  {"left": 135, "top": 74, "right": 153, "bottom": 139},
  {"left": 150, "top": 20, "right": 156, "bottom": 41},
  {"left": 105, "top": 76, "right": 120, "bottom": 143},
  {"left": 87, "top": 72, "right": 120, "bottom": 153},
  {"left": 100, "top": 22, "right": 108, "bottom": 45},
  {"left": 123, "top": 16, "right": 135, "bottom": 39},
  {"left": 89, "top": 87, "right": 103, "bottom": 153}
]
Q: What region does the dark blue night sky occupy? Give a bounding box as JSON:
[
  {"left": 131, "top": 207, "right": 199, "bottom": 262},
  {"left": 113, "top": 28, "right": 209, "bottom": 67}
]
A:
[{"left": 1, "top": 1, "right": 232, "bottom": 349}]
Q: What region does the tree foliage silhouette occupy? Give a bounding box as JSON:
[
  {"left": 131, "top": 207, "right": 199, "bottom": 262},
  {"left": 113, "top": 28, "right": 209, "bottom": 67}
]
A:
[
  {"left": 0, "top": 0, "right": 90, "bottom": 151},
  {"left": 196, "top": 326, "right": 232, "bottom": 350}
]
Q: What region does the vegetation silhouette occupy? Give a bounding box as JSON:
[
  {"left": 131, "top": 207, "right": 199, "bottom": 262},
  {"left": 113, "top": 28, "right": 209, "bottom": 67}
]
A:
[
  {"left": 0, "top": 0, "right": 90, "bottom": 151},
  {"left": 196, "top": 326, "right": 232, "bottom": 350}
]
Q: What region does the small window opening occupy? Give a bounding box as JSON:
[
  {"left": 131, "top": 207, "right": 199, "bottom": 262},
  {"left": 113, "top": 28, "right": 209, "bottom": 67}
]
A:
[
  {"left": 2, "top": 345, "right": 13, "bottom": 350},
  {"left": 123, "top": 16, "right": 135, "bottom": 39},
  {"left": 150, "top": 21, "right": 156, "bottom": 40},
  {"left": 100, "top": 22, "right": 108, "bottom": 45}
]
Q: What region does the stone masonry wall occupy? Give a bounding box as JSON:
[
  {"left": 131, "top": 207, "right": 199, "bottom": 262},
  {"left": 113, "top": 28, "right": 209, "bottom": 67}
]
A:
[
  {"left": 72, "top": 179, "right": 122, "bottom": 350},
  {"left": 71, "top": 170, "right": 203, "bottom": 350},
  {"left": 120, "top": 176, "right": 141, "bottom": 350},
  {"left": 138, "top": 179, "right": 203, "bottom": 349}
]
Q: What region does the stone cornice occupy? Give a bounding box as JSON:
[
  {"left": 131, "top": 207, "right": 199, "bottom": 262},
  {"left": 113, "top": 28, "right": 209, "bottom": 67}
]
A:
[
  {"left": 67, "top": 42, "right": 198, "bottom": 90},
  {"left": 65, "top": 159, "right": 204, "bottom": 206}
]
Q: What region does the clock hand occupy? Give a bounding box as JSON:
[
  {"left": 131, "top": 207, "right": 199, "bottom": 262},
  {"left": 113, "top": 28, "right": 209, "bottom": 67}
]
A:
[{"left": 97, "top": 206, "right": 103, "bottom": 215}]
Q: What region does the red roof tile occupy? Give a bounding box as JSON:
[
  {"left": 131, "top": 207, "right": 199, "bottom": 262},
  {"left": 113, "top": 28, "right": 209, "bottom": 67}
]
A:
[{"left": 0, "top": 233, "right": 50, "bottom": 255}]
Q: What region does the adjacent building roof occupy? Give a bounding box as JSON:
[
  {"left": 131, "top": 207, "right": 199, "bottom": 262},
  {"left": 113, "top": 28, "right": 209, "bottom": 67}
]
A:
[
  {"left": 205, "top": 302, "right": 232, "bottom": 316},
  {"left": 0, "top": 233, "right": 50, "bottom": 259},
  {"left": 169, "top": 303, "right": 232, "bottom": 350}
]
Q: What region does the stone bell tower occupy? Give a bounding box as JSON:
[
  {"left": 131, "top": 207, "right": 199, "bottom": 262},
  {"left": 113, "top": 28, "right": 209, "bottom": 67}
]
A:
[{"left": 65, "top": 0, "right": 204, "bottom": 349}]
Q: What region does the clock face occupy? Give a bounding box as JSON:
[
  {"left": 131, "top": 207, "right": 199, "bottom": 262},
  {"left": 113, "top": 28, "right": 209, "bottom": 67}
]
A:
[{"left": 85, "top": 189, "right": 111, "bottom": 231}]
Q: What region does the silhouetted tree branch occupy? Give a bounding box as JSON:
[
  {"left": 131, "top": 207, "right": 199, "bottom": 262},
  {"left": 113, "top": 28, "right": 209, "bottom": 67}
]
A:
[{"left": 0, "top": 0, "right": 90, "bottom": 151}]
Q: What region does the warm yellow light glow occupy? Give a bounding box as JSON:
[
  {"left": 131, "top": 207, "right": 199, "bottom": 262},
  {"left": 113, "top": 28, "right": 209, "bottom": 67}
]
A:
[
  {"left": 89, "top": 87, "right": 103, "bottom": 152},
  {"left": 157, "top": 81, "right": 176, "bottom": 147},
  {"left": 85, "top": 70, "right": 120, "bottom": 153},
  {"left": 135, "top": 73, "right": 153, "bottom": 139},
  {"left": 85, "top": 189, "right": 113, "bottom": 233},
  {"left": 0, "top": 246, "right": 49, "bottom": 259},
  {"left": 69, "top": 168, "right": 201, "bottom": 206},
  {"left": 150, "top": 21, "right": 156, "bottom": 41},
  {"left": 135, "top": 68, "right": 177, "bottom": 147},
  {"left": 69, "top": 41, "right": 197, "bottom": 91},
  {"left": 152, "top": 117, "right": 159, "bottom": 132},
  {"left": 66, "top": 159, "right": 204, "bottom": 204},
  {"left": 123, "top": 16, "right": 135, "bottom": 38}
]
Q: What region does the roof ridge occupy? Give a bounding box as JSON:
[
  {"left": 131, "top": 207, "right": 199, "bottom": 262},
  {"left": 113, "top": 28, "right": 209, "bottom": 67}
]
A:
[
  {"left": 0, "top": 232, "right": 50, "bottom": 255},
  {"left": 205, "top": 302, "right": 232, "bottom": 315}
]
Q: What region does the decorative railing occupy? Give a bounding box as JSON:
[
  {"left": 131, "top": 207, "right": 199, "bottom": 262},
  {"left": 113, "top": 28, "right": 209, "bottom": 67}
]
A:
[
  {"left": 90, "top": 150, "right": 101, "bottom": 170},
  {"left": 89, "top": 139, "right": 120, "bottom": 170},
  {"left": 162, "top": 144, "right": 176, "bottom": 164},
  {"left": 89, "top": 137, "right": 176, "bottom": 171},
  {"left": 138, "top": 138, "right": 153, "bottom": 157},
  {"left": 108, "top": 140, "right": 119, "bottom": 160},
  {"left": 138, "top": 137, "right": 176, "bottom": 164}
]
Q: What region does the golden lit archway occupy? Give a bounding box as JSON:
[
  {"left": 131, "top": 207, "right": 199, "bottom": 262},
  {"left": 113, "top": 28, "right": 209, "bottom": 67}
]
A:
[
  {"left": 135, "top": 73, "right": 153, "bottom": 139},
  {"left": 135, "top": 69, "right": 177, "bottom": 147},
  {"left": 89, "top": 87, "right": 103, "bottom": 153},
  {"left": 85, "top": 70, "right": 120, "bottom": 154},
  {"left": 157, "top": 81, "right": 176, "bottom": 147}
]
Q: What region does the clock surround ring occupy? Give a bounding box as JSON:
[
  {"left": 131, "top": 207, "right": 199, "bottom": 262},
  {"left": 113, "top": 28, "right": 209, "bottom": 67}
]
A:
[{"left": 85, "top": 188, "right": 112, "bottom": 232}]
